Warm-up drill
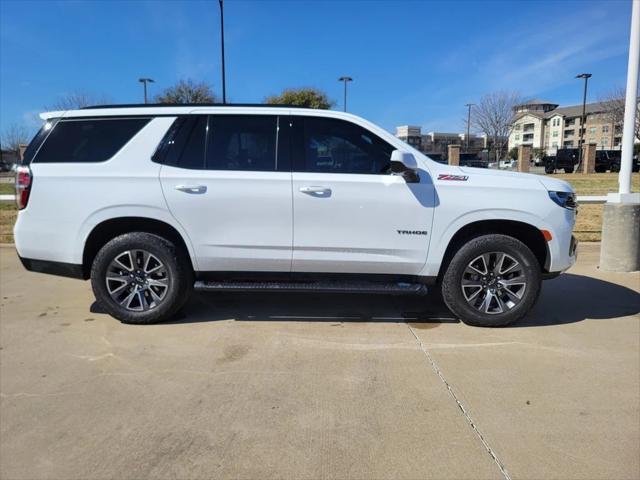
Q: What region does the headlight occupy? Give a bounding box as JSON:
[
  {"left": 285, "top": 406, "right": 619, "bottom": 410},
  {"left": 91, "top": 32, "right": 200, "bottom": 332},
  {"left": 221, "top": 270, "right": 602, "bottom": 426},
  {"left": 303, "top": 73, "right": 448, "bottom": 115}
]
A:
[{"left": 548, "top": 191, "right": 576, "bottom": 209}]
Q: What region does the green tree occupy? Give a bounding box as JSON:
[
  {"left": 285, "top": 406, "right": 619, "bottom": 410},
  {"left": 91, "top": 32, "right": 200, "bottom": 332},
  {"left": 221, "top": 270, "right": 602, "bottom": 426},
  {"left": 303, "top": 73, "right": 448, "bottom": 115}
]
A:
[
  {"left": 155, "top": 79, "right": 216, "bottom": 104},
  {"left": 265, "top": 87, "right": 334, "bottom": 109}
]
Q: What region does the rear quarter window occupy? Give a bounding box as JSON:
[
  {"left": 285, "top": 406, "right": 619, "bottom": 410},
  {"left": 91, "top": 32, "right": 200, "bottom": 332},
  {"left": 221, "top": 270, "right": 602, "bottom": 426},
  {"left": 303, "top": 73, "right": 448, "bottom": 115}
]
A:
[{"left": 33, "top": 118, "right": 150, "bottom": 163}]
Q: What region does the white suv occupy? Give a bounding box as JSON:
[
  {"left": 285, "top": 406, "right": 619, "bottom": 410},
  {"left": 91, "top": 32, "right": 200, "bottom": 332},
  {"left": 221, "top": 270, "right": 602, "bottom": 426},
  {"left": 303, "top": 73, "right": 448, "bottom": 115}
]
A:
[{"left": 14, "top": 105, "right": 577, "bottom": 326}]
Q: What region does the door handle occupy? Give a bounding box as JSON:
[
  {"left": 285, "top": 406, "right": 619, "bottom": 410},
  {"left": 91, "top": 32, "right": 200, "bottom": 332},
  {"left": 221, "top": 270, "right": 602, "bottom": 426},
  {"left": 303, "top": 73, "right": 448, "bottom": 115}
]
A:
[
  {"left": 175, "top": 185, "right": 207, "bottom": 194},
  {"left": 299, "top": 186, "right": 331, "bottom": 196}
]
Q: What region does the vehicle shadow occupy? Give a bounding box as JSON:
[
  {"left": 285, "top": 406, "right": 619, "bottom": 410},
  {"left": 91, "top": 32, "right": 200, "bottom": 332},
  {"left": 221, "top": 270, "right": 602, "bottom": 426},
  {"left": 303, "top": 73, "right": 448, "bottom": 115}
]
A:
[
  {"left": 171, "top": 289, "right": 457, "bottom": 325},
  {"left": 518, "top": 273, "right": 640, "bottom": 327},
  {"left": 90, "top": 273, "right": 639, "bottom": 327}
]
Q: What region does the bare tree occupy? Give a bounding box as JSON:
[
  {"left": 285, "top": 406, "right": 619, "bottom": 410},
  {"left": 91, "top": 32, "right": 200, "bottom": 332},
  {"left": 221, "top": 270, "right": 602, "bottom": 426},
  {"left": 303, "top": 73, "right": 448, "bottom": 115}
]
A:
[
  {"left": 472, "top": 91, "right": 522, "bottom": 161},
  {"left": 155, "top": 79, "right": 216, "bottom": 104},
  {"left": 599, "top": 86, "right": 639, "bottom": 141},
  {"left": 1, "top": 123, "right": 31, "bottom": 152},
  {"left": 46, "top": 91, "right": 111, "bottom": 110}
]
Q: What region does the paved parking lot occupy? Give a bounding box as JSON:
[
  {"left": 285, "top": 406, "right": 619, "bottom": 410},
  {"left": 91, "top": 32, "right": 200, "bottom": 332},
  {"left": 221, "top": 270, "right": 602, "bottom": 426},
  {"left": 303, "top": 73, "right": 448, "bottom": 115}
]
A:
[{"left": 0, "top": 244, "right": 638, "bottom": 480}]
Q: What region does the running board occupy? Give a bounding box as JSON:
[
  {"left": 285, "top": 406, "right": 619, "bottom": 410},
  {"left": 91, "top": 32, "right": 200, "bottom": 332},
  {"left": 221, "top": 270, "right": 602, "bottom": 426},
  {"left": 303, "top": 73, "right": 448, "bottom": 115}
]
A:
[{"left": 194, "top": 280, "right": 428, "bottom": 295}]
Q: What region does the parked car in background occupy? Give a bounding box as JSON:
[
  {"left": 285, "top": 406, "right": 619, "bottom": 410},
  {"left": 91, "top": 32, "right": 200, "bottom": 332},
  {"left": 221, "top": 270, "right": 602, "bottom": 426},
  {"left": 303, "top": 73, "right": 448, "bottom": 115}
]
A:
[
  {"left": 595, "top": 150, "right": 621, "bottom": 173},
  {"left": 15, "top": 104, "right": 577, "bottom": 327},
  {"left": 499, "top": 159, "right": 516, "bottom": 169},
  {"left": 459, "top": 153, "right": 488, "bottom": 168},
  {"left": 544, "top": 148, "right": 578, "bottom": 174}
]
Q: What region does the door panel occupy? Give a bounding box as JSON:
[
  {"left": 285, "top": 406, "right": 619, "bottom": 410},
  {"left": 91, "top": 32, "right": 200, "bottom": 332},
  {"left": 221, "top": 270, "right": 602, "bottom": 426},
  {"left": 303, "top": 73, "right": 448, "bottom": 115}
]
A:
[
  {"left": 161, "top": 167, "right": 292, "bottom": 271},
  {"left": 292, "top": 172, "right": 435, "bottom": 274},
  {"left": 158, "top": 114, "right": 292, "bottom": 272},
  {"left": 290, "top": 115, "right": 435, "bottom": 275}
]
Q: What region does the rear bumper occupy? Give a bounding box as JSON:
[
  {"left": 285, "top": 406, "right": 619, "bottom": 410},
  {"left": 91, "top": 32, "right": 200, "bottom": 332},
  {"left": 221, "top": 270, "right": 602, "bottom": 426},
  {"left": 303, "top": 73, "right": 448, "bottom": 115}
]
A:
[{"left": 18, "top": 256, "right": 85, "bottom": 280}]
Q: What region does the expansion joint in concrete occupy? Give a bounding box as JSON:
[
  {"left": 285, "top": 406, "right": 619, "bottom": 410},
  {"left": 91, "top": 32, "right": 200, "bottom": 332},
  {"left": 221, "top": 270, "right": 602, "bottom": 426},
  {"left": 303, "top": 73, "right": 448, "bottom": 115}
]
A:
[{"left": 405, "top": 323, "right": 512, "bottom": 480}]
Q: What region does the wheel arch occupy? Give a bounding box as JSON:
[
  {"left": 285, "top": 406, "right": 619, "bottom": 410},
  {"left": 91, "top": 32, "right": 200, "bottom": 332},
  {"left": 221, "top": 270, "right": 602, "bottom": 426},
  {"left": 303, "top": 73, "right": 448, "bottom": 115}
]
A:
[
  {"left": 82, "top": 217, "right": 195, "bottom": 279},
  {"left": 436, "top": 219, "right": 549, "bottom": 282}
]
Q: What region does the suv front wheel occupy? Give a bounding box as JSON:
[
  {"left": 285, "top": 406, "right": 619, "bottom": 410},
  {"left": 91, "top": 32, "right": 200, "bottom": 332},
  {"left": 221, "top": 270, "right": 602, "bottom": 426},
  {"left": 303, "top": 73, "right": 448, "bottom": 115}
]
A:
[
  {"left": 91, "top": 232, "right": 193, "bottom": 324},
  {"left": 441, "top": 234, "right": 541, "bottom": 327}
]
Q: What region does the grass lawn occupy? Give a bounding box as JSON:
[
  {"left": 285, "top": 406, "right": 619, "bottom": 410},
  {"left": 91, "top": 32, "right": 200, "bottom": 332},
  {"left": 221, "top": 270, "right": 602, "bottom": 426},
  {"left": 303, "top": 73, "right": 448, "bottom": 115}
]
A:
[
  {"left": 0, "top": 172, "right": 637, "bottom": 244},
  {"left": 0, "top": 202, "right": 17, "bottom": 244},
  {"left": 0, "top": 182, "right": 15, "bottom": 195},
  {"left": 536, "top": 172, "right": 639, "bottom": 242}
]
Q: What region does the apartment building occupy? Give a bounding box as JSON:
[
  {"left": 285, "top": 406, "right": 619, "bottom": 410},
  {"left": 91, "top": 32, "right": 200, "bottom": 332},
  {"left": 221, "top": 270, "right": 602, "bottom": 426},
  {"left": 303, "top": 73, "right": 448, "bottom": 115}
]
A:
[
  {"left": 508, "top": 99, "right": 623, "bottom": 155},
  {"left": 395, "top": 126, "right": 489, "bottom": 156}
]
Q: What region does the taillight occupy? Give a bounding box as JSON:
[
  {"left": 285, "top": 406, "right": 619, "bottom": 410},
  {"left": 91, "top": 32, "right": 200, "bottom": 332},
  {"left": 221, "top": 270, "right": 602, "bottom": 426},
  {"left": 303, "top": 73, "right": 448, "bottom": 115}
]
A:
[{"left": 16, "top": 165, "right": 32, "bottom": 210}]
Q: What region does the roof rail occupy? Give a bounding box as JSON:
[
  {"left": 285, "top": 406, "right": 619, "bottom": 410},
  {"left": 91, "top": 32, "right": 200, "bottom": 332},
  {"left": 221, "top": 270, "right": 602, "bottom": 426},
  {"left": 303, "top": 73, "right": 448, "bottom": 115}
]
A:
[{"left": 80, "top": 103, "right": 301, "bottom": 110}]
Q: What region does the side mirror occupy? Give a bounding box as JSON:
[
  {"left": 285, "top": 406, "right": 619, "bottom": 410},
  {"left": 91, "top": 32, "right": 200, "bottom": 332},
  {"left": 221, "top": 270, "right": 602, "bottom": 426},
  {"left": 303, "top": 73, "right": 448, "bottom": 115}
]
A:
[
  {"left": 391, "top": 150, "right": 418, "bottom": 170},
  {"left": 390, "top": 150, "right": 419, "bottom": 183}
]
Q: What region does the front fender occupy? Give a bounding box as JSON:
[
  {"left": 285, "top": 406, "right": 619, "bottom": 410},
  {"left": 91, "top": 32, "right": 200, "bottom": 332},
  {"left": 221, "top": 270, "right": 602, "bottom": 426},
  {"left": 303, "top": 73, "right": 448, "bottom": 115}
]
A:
[{"left": 420, "top": 208, "right": 551, "bottom": 277}]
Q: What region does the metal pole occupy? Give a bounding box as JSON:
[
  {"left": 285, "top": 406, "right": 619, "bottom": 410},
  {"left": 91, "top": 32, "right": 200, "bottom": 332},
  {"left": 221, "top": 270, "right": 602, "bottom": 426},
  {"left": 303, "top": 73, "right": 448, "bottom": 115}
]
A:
[
  {"left": 343, "top": 80, "right": 347, "bottom": 112},
  {"left": 139, "top": 78, "right": 154, "bottom": 104},
  {"left": 338, "top": 77, "right": 352, "bottom": 112},
  {"left": 574, "top": 73, "right": 592, "bottom": 170},
  {"left": 465, "top": 103, "right": 474, "bottom": 151},
  {"left": 576, "top": 74, "right": 590, "bottom": 171},
  {"left": 219, "top": 0, "right": 227, "bottom": 104},
  {"left": 619, "top": 0, "right": 639, "bottom": 195}
]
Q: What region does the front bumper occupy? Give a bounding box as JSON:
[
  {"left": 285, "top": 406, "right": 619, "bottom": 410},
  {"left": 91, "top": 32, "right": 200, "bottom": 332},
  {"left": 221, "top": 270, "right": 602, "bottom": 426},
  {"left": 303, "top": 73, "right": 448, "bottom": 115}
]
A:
[{"left": 545, "top": 234, "right": 577, "bottom": 280}]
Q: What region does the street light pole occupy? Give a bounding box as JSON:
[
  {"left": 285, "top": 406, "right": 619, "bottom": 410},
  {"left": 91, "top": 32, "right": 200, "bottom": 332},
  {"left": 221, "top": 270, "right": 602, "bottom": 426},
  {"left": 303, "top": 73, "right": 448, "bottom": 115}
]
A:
[
  {"left": 618, "top": 0, "right": 639, "bottom": 196},
  {"left": 138, "top": 78, "right": 154, "bottom": 104},
  {"left": 575, "top": 73, "right": 592, "bottom": 171},
  {"left": 219, "top": 0, "right": 227, "bottom": 104},
  {"left": 338, "top": 76, "right": 353, "bottom": 112},
  {"left": 465, "top": 103, "right": 475, "bottom": 152}
]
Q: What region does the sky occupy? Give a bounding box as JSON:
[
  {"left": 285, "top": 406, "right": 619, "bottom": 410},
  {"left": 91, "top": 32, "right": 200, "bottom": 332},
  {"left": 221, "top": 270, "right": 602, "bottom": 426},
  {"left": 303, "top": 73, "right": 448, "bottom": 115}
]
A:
[{"left": 0, "top": 0, "right": 634, "bottom": 136}]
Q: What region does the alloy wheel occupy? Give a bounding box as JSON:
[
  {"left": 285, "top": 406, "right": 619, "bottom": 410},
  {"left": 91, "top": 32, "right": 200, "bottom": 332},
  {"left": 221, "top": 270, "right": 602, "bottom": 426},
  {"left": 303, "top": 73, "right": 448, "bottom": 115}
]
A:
[
  {"left": 461, "top": 252, "right": 527, "bottom": 315},
  {"left": 105, "top": 250, "right": 170, "bottom": 312}
]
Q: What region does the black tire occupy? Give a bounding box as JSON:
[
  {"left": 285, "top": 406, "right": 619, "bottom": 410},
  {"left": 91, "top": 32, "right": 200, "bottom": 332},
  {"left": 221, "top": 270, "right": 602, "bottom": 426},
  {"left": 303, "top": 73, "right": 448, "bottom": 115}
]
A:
[
  {"left": 594, "top": 166, "right": 605, "bottom": 173},
  {"left": 544, "top": 167, "right": 554, "bottom": 174},
  {"left": 441, "top": 234, "right": 541, "bottom": 327},
  {"left": 91, "top": 232, "right": 193, "bottom": 324},
  {"left": 564, "top": 167, "right": 574, "bottom": 174},
  {"left": 611, "top": 164, "right": 620, "bottom": 173}
]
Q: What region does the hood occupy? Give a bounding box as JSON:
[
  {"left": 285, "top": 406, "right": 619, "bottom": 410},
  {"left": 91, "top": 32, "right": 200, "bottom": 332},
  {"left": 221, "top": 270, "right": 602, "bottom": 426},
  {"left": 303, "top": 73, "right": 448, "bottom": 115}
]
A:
[
  {"left": 535, "top": 174, "right": 573, "bottom": 193},
  {"left": 458, "top": 166, "right": 573, "bottom": 193}
]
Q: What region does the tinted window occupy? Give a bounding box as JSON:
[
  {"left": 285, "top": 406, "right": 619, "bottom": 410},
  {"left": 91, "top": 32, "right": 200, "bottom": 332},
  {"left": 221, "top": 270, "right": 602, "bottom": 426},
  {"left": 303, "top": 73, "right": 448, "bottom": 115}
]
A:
[
  {"left": 299, "top": 117, "right": 393, "bottom": 174},
  {"left": 22, "top": 118, "right": 59, "bottom": 165},
  {"left": 206, "top": 115, "right": 277, "bottom": 171},
  {"left": 34, "top": 118, "right": 150, "bottom": 164},
  {"left": 34, "top": 118, "right": 149, "bottom": 163},
  {"left": 177, "top": 116, "right": 207, "bottom": 169}
]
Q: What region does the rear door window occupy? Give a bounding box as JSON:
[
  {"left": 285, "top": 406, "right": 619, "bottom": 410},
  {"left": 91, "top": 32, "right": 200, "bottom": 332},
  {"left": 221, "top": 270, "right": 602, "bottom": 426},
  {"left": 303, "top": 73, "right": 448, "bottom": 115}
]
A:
[
  {"left": 206, "top": 115, "right": 277, "bottom": 171},
  {"left": 33, "top": 118, "right": 150, "bottom": 163}
]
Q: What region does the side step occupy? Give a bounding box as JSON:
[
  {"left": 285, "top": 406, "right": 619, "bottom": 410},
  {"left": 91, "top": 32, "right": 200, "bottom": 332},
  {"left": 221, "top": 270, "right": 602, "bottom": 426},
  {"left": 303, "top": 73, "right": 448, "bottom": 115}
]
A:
[{"left": 194, "top": 280, "right": 427, "bottom": 295}]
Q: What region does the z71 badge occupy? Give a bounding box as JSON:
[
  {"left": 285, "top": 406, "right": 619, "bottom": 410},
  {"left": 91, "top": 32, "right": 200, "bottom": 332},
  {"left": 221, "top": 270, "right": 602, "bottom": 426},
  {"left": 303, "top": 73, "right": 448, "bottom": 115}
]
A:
[{"left": 437, "top": 174, "right": 469, "bottom": 181}]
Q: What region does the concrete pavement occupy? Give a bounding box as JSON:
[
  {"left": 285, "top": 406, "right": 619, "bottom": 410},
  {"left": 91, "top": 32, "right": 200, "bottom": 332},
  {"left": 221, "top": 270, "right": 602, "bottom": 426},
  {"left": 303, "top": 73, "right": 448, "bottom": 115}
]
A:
[{"left": 0, "top": 244, "right": 638, "bottom": 479}]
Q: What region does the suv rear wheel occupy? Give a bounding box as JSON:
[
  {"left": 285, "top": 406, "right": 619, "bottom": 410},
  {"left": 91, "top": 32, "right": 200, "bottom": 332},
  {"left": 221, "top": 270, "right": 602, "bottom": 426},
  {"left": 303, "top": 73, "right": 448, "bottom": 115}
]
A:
[
  {"left": 441, "top": 234, "right": 541, "bottom": 327},
  {"left": 90, "top": 232, "right": 193, "bottom": 324}
]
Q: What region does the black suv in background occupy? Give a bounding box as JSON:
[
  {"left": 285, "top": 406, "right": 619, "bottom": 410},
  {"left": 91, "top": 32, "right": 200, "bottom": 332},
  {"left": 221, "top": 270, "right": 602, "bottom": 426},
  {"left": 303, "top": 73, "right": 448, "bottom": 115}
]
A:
[
  {"left": 544, "top": 148, "right": 578, "bottom": 174},
  {"left": 594, "top": 150, "right": 621, "bottom": 172},
  {"left": 596, "top": 150, "right": 640, "bottom": 173}
]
